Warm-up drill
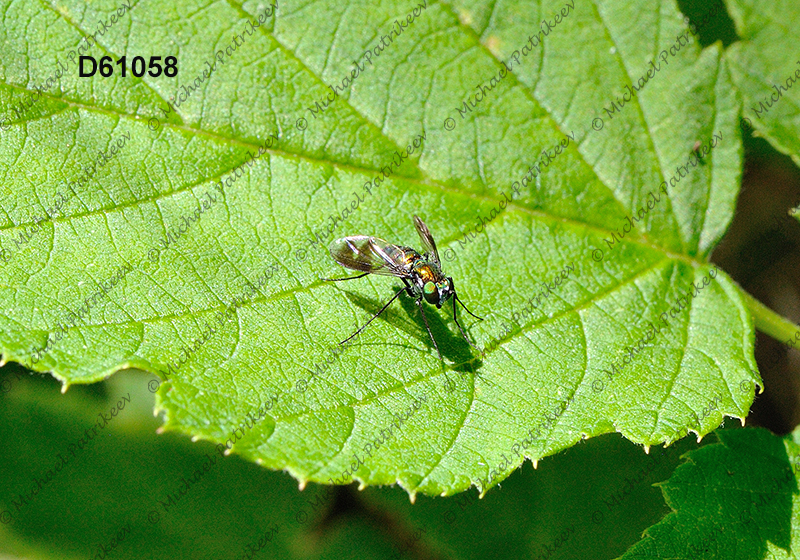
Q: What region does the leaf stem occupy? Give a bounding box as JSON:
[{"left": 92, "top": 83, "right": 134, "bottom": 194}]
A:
[{"left": 738, "top": 288, "right": 800, "bottom": 344}]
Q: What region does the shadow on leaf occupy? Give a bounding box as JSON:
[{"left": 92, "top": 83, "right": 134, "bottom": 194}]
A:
[{"left": 338, "top": 284, "right": 483, "bottom": 376}]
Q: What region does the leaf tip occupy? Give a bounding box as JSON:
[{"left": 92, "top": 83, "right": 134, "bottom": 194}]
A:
[
  {"left": 298, "top": 479, "right": 307, "bottom": 491},
  {"left": 644, "top": 445, "right": 651, "bottom": 454}
]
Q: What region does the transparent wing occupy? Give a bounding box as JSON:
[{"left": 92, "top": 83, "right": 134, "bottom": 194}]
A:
[
  {"left": 328, "top": 236, "right": 409, "bottom": 277},
  {"left": 413, "top": 215, "right": 441, "bottom": 267}
]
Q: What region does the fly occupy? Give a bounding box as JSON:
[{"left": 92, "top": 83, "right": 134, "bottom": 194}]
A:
[{"left": 324, "top": 215, "right": 482, "bottom": 362}]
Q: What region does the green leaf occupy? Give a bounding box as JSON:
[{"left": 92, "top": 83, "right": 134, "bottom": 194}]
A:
[
  {"left": 1, "top": 367, "right": 706, "bottom": 560},
  {"left": 0, "top": 370, "right": 401, "bottom": 560},
  {"left": 724, "top": 0, "right": 800, "bottom": 164},
  {"left": 0, "top": 0, "right": 759, "bottom": 496},
  {"left": 620, "top": 427, "right": 800, "bottom": 560},
  {"left": 360, "top": 431, "right": 700, "bottom": 560}
]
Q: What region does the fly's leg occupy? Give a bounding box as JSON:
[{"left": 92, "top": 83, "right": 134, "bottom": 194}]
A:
[{"left": 339, "top": 286, "right": 405, "bottom": 344}]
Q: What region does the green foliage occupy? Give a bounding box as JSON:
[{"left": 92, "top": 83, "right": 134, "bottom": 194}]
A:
[
  {"left": 0, "top": 371, "right": 397, "bottom": 560},
  {"left": 622, "top": 428, "right": 800, "bottom": 560},
  {"left": 2, "top": 0, "right": 800, "bottom": 558},
  {"left": 725, "top": 0, "right": 800, "bottom": 165},
  {"left": 362, "top": 432, "right": 699, "bottom": 560},
  {"left": 0, "top": 0, "right": 762, "bottom": 498}
]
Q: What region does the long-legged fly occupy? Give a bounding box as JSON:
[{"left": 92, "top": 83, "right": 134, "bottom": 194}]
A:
[{"left": 324, "top": 215, "right": 482, "bottom": 362}]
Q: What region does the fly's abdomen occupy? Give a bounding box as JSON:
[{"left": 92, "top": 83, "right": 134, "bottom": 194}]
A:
[{"left": 393, "top": 247, "right": 421, "bottom": 272}]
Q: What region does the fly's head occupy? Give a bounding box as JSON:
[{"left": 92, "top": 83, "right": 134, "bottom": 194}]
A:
[{"left": 423, "top": 277, "right": 454, "bottom": 308}]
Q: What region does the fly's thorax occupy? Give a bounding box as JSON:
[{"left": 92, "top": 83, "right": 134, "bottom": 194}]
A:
[{"left": 411, "top": 260, "right": 444, "bottom": 285}]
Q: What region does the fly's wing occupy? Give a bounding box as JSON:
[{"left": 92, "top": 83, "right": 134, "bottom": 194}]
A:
[
  {"left": 413, "top": 215, "right": 441, "bottom": 267},
  {"left": 367, "top": 237, "right": 413, "bottom": 277},
  {"left": 329, "top": 236, "right": 408, "bottom": 277}
]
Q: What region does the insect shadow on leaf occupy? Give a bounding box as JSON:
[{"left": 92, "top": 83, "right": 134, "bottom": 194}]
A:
[{"left": 338, "top": 287, "right": 482, "bottom": 368}]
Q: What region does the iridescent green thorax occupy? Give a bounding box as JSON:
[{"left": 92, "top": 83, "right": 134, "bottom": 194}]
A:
[{"left": 405, "top": 250, "right": 445, "bottom": 282}]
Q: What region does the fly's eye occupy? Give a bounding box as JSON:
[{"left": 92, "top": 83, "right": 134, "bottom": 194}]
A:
[
  {"left": 423, "top": 282, "right": 438, "bottom": 304},
  {"left": 432, "top": 281, "right": 450, "bottom": 303}
]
